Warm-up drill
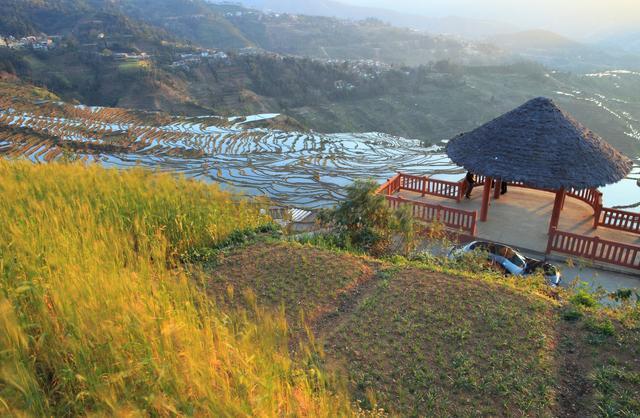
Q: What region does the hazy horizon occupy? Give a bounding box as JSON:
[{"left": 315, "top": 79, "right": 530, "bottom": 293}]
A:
[{"left": 339, "top": 0, "right": 640, "bottom": 39}]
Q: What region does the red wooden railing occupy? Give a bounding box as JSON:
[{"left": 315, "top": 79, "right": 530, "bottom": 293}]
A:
[
  {"left": 376, "top": 173, "right": 402, "bottom": 196},
  {"left": 477, "top": 176, "right": 603, "bottom": 212},
  {"left": 599, "top": 207, "right": 640, "bottom": 234},
  {"left": 398, "top": 173, "right": 461, "bottom": 200},
  {"left": 377, "top": 173, "right": 462, "bottom": 201},
  {"left": 377, "top": 172, "right": 640, "bottom": 238},
  {"left": 547, "top": 227, "right": 640, "bottom": 270},
  {"left": 385, "top": 195, "right": 477, "bottom": 236},
  {"left": 466, "top": 176, "right": 640, "bottom": 236},
  {"left": 567, "top": 187, "right": 602, "bottom": 212}
]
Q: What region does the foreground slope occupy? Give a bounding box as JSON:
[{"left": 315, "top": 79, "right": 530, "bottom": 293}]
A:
[
  {"left": 0, "top": 161, "right": 637, "bottom": 416},
  {"left": 0, "top": 161, "right": 357, "bottom": 416},
  {"left": 209, "top": 242, "right": 640, "bottom": 417}
]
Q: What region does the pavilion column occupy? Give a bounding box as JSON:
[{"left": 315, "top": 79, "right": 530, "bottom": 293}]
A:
[
  {"left": 493, "top": 178, "right": 502, "bottom": 199},
  {"left": 480, "top": 176, "right": 493, "bottom": 222},
  {"left": 548, "top": 187, "right": 566, "bottom": 233}
]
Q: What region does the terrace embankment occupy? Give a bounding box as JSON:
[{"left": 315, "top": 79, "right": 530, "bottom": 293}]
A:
[{"left": 208, "top": 241, "right": 640, "bottom": 417}]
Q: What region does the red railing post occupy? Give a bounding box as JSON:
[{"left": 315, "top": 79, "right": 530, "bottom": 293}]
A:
[
  {"left": 493, "top": 179, "right": 501, "bottom": 199},
  {"left": 470, "top": 211, "right": 477, "bottom": 236},
  {"left": 421, "top": 176, "right": 427, "bottom": 197},
  {"left": 546, "top": 227, "right": 555, "bottom": 255},
  {"left": 593, "top": 193, "right": 602, "bottom": 229},
  {"left": 480, "top": 177, "right": 492, "bottom": 222}
]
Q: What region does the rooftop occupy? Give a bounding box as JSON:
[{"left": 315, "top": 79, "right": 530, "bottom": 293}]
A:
[{"left": 446, "top": 97, "right": 633, "bottom": 190}]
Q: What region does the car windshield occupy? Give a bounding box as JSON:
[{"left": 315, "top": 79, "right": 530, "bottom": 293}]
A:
[
  {"left": 495, "top": 246, "right": 526, "bottom": 268},
  {"left": 470, "top": 242, "right": 498, "bottom": 255},
  {"left": 508, "top": 252, "right": 526, "bottom": 268}
]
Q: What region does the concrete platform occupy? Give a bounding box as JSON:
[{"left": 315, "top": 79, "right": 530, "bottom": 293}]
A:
[{"left": 396, "top": 186, "right": 640, "bottom": 255}]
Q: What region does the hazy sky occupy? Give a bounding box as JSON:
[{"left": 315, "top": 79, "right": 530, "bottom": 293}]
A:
[{"left": 340, "top": 0, "right": 640, "bottom": 38}]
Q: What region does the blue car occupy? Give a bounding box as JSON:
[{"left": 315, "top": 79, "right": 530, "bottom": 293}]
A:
[{"left": 448, "top": 240, "right": 562, "bottom": 286}]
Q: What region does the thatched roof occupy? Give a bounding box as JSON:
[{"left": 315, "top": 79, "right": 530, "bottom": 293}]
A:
[{"left": 446, "top": 97, "right": 633, "bottom": 190}]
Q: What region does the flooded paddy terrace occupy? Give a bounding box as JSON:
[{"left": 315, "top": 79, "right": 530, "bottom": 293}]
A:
[{"left": 0, "top": 98, "right": 638, "bottom": 211}]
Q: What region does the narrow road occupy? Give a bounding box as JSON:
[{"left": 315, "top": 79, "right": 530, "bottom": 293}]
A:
[
  {"left": 559, "top": 264, "right": 640, "bottom": 294},
  {"left": 421, "top": 239, "right": 640, "bottom": 295}
]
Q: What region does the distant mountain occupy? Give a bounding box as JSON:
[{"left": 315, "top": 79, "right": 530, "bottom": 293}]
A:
[
  {"left": 112, "top": 0, "right": 510, "bottom": 66},
  {"left": 0, "top": 0, "right": 504, "bottom": 65},
  {"left": 490, "top": 29, "right": 640, "bottom": 72},
  {"left": 592, "top": 30, "right": 640, "bottom": 54},
  {"left": 229, "top": 0, "right": 521, "bottom": 39},
  {"left": 490, "top": 30, "right": 577, "bottom": 50},
  {"left": 0, "top": 0, "right": 175, "bottom": 52}
]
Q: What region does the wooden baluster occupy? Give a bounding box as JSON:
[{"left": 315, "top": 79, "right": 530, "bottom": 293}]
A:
[{"left": 590, "top": 236, "right": 600, "bottom": 260}]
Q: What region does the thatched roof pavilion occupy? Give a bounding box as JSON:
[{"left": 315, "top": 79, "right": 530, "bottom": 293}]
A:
[{"left": 446, "top": 97, "right": 633, "bottom": 230}]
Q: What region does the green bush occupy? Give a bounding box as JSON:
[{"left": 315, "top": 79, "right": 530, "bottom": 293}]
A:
[
  {"left": 569, "top": 288, "right": 598, "bottom": 308},
  {"left": 585, "top": 317, "right": 616, "bottom": 336},
  {"left": 319, "top": 179, "right": 416, "bottom": 256},
  {"left": 562, "top": 307, "right": 584, "bottom": 321}
]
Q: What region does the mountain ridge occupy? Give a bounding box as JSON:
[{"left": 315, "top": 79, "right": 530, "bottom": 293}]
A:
[{"left": 232, "top": 0, "right": 521, "bottom": 39}]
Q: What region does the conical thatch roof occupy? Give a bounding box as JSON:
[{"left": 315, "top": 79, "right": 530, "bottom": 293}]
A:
[{"left": 446, "top": 97, "right": 633, "bottom": 190}]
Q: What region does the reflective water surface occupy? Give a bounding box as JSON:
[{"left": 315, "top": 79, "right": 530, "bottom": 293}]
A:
[{"left": 1, "top": 106, "right": 638, "bottom": 210}]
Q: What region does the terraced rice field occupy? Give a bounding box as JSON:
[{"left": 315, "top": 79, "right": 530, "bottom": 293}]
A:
[{"left": 0, "top": 96, "right": 638, "bottom": 209}]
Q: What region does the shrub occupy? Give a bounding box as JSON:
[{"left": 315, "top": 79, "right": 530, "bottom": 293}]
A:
[
  {"left": 562, "top": 307, "right": 584, "bottom": 321},
  {"left": 585, "top": 317, "right": 616, "bottom": 336},
  {"left": 609, "top": 288, "right": 637, "bottom": 304},
  {"left": 569, "top": 288, "right": 598, "bottom": 308},
  {"left": 319, "top": 179, "right": 416, "bottom": 256}
]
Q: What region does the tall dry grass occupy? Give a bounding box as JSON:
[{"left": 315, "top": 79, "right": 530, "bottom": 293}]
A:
[{"left": 0, "top": 161, "right": 357, "bottom": 416}]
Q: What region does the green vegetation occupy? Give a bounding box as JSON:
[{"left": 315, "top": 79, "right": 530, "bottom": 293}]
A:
[
  {"left": 2, "top": 2, "right": 639, "bottom": 157},
  {"left": 328, "top": 267, "right": 557, "bottom": 416},
  {"left": 207, "top": 240, "right": 640, "bottom": 417},
  {"left": 1, "top": 161, "right": 638, "bottom": 416},
  {"left": 118, "top": 59, "right": 151, "bottom": 73},
  {"left": 318, "top": 179, "right": 417, "bottom": 256},
  {"left": 0, "top": 161, "right": 357, "bottom": 416},
  {"left": 208, "top": 241, "right": 376, "bottom": 330}
]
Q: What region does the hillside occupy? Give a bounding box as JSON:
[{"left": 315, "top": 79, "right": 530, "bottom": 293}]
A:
[
  {"left": 1, "top": 161, "right": 639, "bottom": 416},
  {"left": 4, "top": 57, "right": 640, "bottom": 160},
  {"left": 207, "top": 241, "right": 640, "bottom": 416},
  {"left": 238, "top": 0, "right": 522, "bottom": 39},
  {"left": 490, "top": 30, "right": 640, "bottom": 72},
  {"left": 0, "top": 0, "right": 173, "bottom": 51},
  {"left": 0, "top": 0, "right": 509, "bottom": 66},
  {"left": 0, "top": 160, "right": 360, "bottom": 416},
  {"left": 2, "top": 2, "right": 640, "bottom": 159}
]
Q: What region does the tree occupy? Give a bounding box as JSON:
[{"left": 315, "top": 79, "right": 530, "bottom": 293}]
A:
[{"left": 319, "top": 179, "right": 416, "bottom": 255}]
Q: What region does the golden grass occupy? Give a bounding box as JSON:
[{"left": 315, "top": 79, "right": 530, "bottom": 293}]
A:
[
  {"left": 0, "top": 161, "right": 358, "bottom": 416},
  {"left": 208, "top": 242, "right": 640, "bottom": 417}
]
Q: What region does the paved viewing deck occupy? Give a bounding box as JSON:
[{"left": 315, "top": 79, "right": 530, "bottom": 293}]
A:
[{"left": 395, "top": 186, "right": 640, "bottom": 255}]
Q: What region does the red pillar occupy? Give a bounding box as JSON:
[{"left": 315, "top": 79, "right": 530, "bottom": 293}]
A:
[
  {"left": 593, "top": 192, "right": 602, "bottom": 229},
  {"left": 493, "top": 178, "right": 501, "bottom": 199},
  {"left": 548, "top": 187, "right": 565, "bottom": 234},
  {"left": 480, "top": 176, "right": 493, "bottom": 222}
]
